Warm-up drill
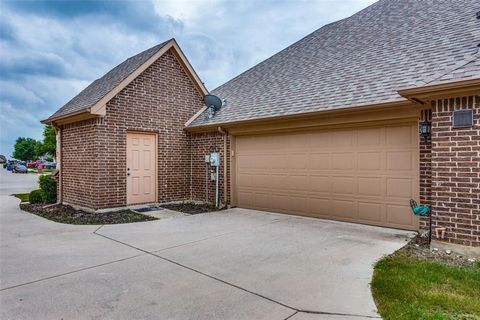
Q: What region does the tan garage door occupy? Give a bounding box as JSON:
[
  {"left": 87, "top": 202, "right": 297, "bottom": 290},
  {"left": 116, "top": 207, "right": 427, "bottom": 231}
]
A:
[{"left": 235, "top": 123, "right": 419, "bottom": 230}]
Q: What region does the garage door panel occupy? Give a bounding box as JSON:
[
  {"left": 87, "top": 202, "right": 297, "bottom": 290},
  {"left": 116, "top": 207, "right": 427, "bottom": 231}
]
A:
[
  {"left": 386, "top": 178, "right": 413, "bottom": 198},
  {"left": 358, "top": 202, "right": 383, "bottom": 222},
  {"left": 251, "top": 174, "right": 271, "bottom": 189},
  {"left": 331, "top": 129, "right": 354, "bottom": 147},
  {"left": 289, "top": 175, "right": 309, "bottom": 191},
  {"left": 309, "top": 175, "right": 331, "bottom": 193},
  {"left": 386, "top": 126, "right": 414, "bottom": 145},
  {"left": 358, "top": 152, "right": 382, "bottom": 170},
  {"left": 270, "top": 194, "right": 291, "bottom": 212},
  {"left": 237, "top": 191, "right": 254, "bottom": 207},
  {"left": 269, "top": 175, "right": 289, "bottom": 190},
  {"left": 332, "top": 153, "right": 355, "bottom": 170},
  {"left": 332, "top": 177, "right": 355, "bottom": 195},
  {"left": 309, "top": 153, "right": 331, "bottom": 169},
  {"left": 235, "top": 123, "right": 419, "bottom": 230},
  {"left": 309, "top": 198, "right": 332, "bottom": 217},
  {"left": 358, "top": 177, "right": 383, "bottom": 197},
  {"left": 357, "top": 127, "right": 382, "bottom": 146},
  {"left": 252, "top": 193, "right": 271, "bottom": 209},
  {"left": 271, "top": 155, "right": 289, "bottom": 169},
  {"left": 309, "top": 131, "right": 332, "bottom": 147},
  {"left": 287, "top": 196, "right": 309, "bottom": 213},
  {"left": 237, "top": 173, "right": 252, "bottom": 187},
  {"left": 333, "top": 200, "right": 357, "bottom": 219},
  {"left": 237, "top": 155, "right": 254, "bottom": 169},
  {"left": 282, "top": 133, "right": 310, "bottom": 149},
  {"left": 386, "top": 151, "right": 414, "bottom": 171},
  {"left": 288, "top": 154, "right": 309, "bottom": 169}
]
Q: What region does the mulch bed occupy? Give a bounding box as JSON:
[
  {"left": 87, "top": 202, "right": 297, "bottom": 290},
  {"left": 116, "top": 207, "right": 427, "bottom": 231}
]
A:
[
  {"left": 160, "top": 202, "right": 218, "bottom": 214},
  {"left": 400, "top": 234, "right": 477, "bottom": 267},
  {"left": 20, "top": 203, "right": 157, "bottom": 225}
]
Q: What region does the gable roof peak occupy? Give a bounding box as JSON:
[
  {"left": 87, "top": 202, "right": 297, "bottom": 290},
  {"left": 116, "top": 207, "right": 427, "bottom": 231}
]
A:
[{"left": 43, "top": 38, "right": 207, "bottom": 124}]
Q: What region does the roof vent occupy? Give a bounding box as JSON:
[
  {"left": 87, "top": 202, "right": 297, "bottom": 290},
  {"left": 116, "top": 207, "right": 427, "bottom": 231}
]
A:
[
  {"left": 452, "top": 109, "right": 474, "bottom": 128},
  {"left": 203, "top": 94, "right": 223, "bottom": 119},
  {"left": 477, "top": 10, "right": 480, "bottom": 19}
]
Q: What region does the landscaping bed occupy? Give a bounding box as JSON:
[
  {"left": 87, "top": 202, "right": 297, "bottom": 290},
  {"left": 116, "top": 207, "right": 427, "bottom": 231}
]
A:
[
  {"left": 160, "top": 202, "right": 219, "bottom": 214},
  {"left": 20, "top": 203, "right": 157, "bottom": 225},
  {"left": 402, "top": 234, "right": 477, "bottom": 267},
  {"left": 372, "top": 235, "right": 480, "bottom": 320}
]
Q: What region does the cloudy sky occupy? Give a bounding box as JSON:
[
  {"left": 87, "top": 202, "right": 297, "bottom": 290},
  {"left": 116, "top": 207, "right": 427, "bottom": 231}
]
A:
[{"left": 0, "top": 0, "right": 376, "bottom": 158}]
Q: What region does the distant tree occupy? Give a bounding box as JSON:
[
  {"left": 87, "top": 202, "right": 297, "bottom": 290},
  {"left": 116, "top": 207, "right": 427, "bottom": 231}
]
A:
[
  {"left": 12, "top": 137, "right": 42, "bottom": 161},
  {"left": 42, "top": 125, "right": 56, "bottom": 156},
  {"left": 34, "top": 141, "right": 44, "bottom": 159}
]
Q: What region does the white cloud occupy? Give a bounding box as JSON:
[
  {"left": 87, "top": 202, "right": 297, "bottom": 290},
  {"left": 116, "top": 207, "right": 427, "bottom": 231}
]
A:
[{"left": 153, "top": 0, "right": 223, "bottom": 24}]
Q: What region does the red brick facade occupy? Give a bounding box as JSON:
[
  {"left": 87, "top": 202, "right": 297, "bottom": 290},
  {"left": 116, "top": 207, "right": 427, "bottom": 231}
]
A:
[
  {"left": 428, "top": 96, "right": 480, "bottom": 246},
  {"left": 60, "top": 49, "right": 204, "bottom": 209},
  {"left": 61, "top": 118, "right": 99, "bottom": 208},
  {"left": 419, "top": 109, "right": 432, "bottom": 230}
]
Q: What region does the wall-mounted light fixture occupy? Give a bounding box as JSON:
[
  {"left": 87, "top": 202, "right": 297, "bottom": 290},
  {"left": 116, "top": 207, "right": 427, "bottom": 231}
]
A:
[{"left": 420, "top": 119, "right": 431, "bottom": 142}]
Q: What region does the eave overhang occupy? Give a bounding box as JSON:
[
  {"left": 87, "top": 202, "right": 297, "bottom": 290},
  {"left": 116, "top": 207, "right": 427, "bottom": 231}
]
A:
[
  {"left": 398, "top": 78, "right": 480, "bottom": 103},
  {"left": 185, "top": 99, "right": 422, "bottom": 135}
]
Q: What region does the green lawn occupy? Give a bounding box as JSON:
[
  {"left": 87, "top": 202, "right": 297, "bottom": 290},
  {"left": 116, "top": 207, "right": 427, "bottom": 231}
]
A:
[
  {"left": 27, "top": 168, "right": 53, "bottom": 174},
  {"left": 372, "top": 251, "right": 480, "bottom": 320},
  {"left": 13, "top": 193, "right": 29, "bottom": 202}
]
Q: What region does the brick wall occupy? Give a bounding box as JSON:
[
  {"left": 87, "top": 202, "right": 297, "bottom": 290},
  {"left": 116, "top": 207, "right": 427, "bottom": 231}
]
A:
[
  {"left": 419, "top": 109, "right": 432, "bottom": 230},
  {"left": 61, "top": 118, "right": 99, "bottom": 208},
  {"left": 189, "top": 131, "right": 231, "bottom": 206},
  {"left": 61, "top": 49, "right": 204, "bottom": 209},
  {"left": 430, "top": 95, "right": 479, "bottom": 246},
  {"left": 96, "top": 49, "right": 204, "bottom": 209}
]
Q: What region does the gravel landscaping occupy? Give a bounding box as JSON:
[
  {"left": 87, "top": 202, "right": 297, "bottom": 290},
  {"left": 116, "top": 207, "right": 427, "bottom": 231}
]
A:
[
  {"left": 402, "top": 234, "right": 477, "bottom": 267},
  {"left": 160, "top": 202, "right": 219, "bottom": 214},
  {"left": 20, "top": 203, "right": 157, "bottom": 224}
]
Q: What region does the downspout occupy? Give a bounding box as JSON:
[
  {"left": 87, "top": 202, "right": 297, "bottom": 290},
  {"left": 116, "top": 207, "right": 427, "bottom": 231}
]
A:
[
  {"left": 53, "top": 124, "right": 62, "bottom": 204},
  {"left": 217, "top": 126, "right": 228, "bottom": 208}
]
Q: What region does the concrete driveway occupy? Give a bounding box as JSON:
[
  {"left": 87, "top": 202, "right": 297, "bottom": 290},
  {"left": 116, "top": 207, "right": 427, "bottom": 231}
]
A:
[{"left": 0, "top": 169, "right": 412, "bottom": 319}]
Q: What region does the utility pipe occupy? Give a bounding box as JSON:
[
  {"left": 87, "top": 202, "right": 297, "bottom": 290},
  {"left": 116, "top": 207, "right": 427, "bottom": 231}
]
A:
[
  {"left": 217, "top": 126, "right": 228, "bottom": 207},
  {"left": 52, "top": 124, "right": 62, "bottom": 204}
]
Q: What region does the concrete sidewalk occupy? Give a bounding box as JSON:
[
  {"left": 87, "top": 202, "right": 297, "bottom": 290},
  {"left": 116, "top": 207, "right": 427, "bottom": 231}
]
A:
[{"left": 0, "top": 169, "right": 412, "bottom": 319}]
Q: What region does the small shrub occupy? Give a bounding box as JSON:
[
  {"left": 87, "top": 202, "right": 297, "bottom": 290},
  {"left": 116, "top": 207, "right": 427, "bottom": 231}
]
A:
[
  {"left": 29, "top": 190, "right": 44, "bottom": 204},
  {"left": 39, "top": 175, "right": 57, "bottom": 204}
]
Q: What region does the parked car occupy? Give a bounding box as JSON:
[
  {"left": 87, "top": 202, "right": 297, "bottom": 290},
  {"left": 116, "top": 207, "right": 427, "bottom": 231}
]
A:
[
  {"left": 0, "top": 155, "right": 6, "bottom": 164},
  {"left": 27, "top": 160, "right": 46, "bottom": 168},
  {"left": 6, "top": 160, "right": 18, "bottom": 171},
  {"left": 12, "top": 165, "right": 28, "bottom": 174},
  {"left": 45, "top": 162, "right": 57, "bottom": 169}
]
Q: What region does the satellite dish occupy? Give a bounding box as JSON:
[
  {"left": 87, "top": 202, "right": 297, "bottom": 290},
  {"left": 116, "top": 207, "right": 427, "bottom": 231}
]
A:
[{"left": 204, "top": 94, "right": 223, "bottom": 111}]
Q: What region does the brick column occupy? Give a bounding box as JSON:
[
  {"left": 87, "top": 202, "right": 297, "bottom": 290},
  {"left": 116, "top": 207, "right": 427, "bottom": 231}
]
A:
[{"left": 430, "top": 96, "right": 479, "bottom": 246}]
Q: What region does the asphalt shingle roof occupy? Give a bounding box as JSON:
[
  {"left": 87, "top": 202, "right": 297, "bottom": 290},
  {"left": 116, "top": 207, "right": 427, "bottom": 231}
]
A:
[
  {"left": 190, "top": 0, "right": 480, "bottom": 127},
  {"left": 47, "top": 40, "right": 170, "bottom": 120},
  {"left": 426, "top": 54, "right": 480, "bottom": 85}
]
